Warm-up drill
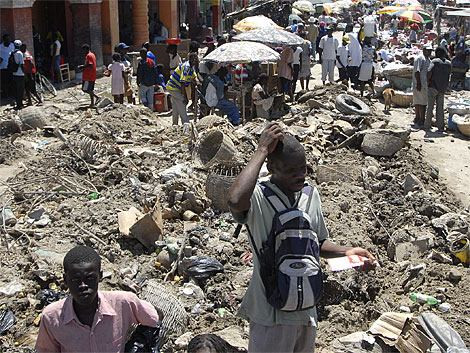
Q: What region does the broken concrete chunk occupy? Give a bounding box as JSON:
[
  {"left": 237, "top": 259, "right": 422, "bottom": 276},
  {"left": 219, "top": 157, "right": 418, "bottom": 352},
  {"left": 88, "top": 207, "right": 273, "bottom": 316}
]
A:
[
  {"left": 387, "top": 229, "right": 433, "bottom": 262},
  {"left": 448, "top": 269, "right": 463, "bottom": 282},
  {"left": 403, "top": 173, "right": 424, "bottom": 194},
  {"left": 431, "top": 213, "right": 468, "bottom": 235},
  {"left": 18, "top": 106, "right": 47, "bottom": 130},
  {"left": 361, "top": 129, "right": 410, "bottom": 157},
  {"left": 316, "top": 164, "right": 360, "bottom": 184}
]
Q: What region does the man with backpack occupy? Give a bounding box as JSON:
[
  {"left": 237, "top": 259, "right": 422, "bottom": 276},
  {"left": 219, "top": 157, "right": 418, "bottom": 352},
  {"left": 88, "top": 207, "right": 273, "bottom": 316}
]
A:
[
  {"left": 228, "top": 123, "right": 376, "bottom": 352},
  {"left": 10, "top": 40, "right": 25, "bottom": 110}
]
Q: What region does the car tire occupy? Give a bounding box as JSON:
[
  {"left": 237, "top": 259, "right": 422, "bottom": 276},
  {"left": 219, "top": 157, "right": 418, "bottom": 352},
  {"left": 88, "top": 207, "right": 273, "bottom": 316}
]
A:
[{"left": 335, "top": 94, "right": 370, "bottom": 115}]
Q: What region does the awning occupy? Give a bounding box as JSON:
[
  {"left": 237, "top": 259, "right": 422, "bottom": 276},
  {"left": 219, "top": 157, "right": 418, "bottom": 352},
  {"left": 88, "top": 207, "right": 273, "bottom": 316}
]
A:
[{"left": 444, "top": 9, "right": 470, "bottom": 16}]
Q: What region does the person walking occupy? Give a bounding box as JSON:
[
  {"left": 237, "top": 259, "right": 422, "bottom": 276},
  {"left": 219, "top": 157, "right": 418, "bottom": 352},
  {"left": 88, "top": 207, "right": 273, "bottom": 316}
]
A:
[
  {"left": 278, "top": 46, "right": 294, "bottom": 101},
  {"left": 78, "top": 44, "right": 100, "bottom": 108},
  {"left": 425, "top": 47, "right": 452, "bottom": 132},
  {"left": 0, "top": 34, "right": 15, "bottom": 98},
  {"left": 358, "top": 37, "right": 377, "bottom": 97},
  {"left": 291, "top": 45, "right": 303, "bottom": 96},
  {"left": 107, "top": 53, "right": 125, "bottom": 104},
  {"left": 21, "top": 43, "right": 42, "bottom": 105},
  {"left": 11, "top": 40, "right": 25, "bottom": 110},
  {"left": 137, "top": 48, "right": 157, "bottom": 111},
  {"left": 306, "top": 18, "right": 319, "bottom": 61},
  {"left": 319, "top": 27, "right": 339, "bottom": 85},
  {"left": 412, "top": 44, "right": 432, "bottom": 127},
  {"left": 167, "top": 52, "right": 198, "bottom": 130}
]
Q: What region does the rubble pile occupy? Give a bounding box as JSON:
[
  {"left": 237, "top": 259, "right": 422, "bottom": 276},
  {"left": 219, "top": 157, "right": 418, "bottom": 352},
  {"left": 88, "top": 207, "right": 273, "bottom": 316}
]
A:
[{"left": 0, "top": 84, "right": 469, "bottom": 352}]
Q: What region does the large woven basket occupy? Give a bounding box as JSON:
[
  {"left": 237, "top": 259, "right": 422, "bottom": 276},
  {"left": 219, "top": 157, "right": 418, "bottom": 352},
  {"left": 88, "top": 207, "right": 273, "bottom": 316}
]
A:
[
  {"left": 193, "top": 130, "right": 237, "bottom": 169},
  {"left": 206, "top": 163, "right": 243, "bottom": 211},
  {"left": 391, "top": 91, "right": 413, "bottom": 107},
  {"left": 452, "top": 115, "right": 470, "bottom": 137},
  {"left": 139, "top": 280, "right": 188, "bottom": 347}
]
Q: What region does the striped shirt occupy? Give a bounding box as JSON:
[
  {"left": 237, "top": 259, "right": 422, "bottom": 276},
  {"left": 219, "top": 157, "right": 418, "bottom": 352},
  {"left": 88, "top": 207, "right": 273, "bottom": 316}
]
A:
[{"left": 167, "top": 61, "right": 196, "bottom": 91}]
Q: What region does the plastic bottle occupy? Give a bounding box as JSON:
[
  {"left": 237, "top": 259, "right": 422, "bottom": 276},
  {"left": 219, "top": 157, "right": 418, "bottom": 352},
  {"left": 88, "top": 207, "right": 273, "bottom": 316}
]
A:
[{"left": 409, "top": 292, "right": 439, "bottom": 306}]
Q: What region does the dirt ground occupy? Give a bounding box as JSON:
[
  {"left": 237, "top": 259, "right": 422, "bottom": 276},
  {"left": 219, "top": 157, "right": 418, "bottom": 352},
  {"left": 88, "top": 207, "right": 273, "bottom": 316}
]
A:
[{"left": 0, "top": 66, "right": 469, "bottom": 353}]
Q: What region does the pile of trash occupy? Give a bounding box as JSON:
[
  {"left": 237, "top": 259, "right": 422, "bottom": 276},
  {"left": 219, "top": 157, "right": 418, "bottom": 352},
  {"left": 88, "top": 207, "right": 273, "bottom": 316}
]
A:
[{"left": 0, "top": 83, "right": 468, "bottom": 352}]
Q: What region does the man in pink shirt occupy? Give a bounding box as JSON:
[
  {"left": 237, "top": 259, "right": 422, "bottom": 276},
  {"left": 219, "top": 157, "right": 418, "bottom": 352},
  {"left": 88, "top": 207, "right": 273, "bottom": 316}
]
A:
[{"left": 35, "top": 245, "right": 161, "bottom": 353}]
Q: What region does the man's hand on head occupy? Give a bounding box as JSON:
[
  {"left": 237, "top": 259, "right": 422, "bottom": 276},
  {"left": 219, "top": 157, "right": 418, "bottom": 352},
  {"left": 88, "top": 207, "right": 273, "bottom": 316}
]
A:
[{"left": 258, "top": 123, "right": 283, "bottom": 156}]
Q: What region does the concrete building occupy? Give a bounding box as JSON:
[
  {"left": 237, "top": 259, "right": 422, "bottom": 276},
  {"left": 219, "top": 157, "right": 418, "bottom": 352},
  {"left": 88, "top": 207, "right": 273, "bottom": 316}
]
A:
[{"left": 0, "top": 0, "right": 243, "bottom": 71}]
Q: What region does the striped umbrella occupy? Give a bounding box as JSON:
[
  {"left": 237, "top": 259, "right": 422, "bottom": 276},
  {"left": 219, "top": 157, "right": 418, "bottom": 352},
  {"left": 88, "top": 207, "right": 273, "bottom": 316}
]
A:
[{"left": 395, "top": 9, "right": 424, "bottom": 23}]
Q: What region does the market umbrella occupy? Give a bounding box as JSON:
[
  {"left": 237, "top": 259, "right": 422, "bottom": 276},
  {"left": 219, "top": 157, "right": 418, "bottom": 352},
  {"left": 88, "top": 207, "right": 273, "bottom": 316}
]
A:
[
  {"left": 233, "top": 28, "right": 305, "bottom": 47},
  {"left": 203, "top": 41, "right": 280, "bottom": 64},
  {"left": 202, "top": 41, "right": 280, "bottom": 123},
  {"left": 407, "top": 4, "right": 423, "bottom": 10},
  {"left": 378, "top": 5, "right": 403, "bottom": 14},
  {"left": 233, "top": 15, "right": 282, "bottom": 33},
  {"left": 393, "top": 8, "right": 432, "bottom": 22},
  {"left": 395, "top": 10, "right": 424, "bottom": 23},
  {"left": 293, "top": 0, "right": 315, "bottom": 13}
]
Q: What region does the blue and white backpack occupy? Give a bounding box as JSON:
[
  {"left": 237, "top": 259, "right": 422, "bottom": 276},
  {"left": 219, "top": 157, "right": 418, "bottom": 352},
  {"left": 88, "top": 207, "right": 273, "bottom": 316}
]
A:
[{"left": 247, "top": 182, "right": 323, "bottom": 311}]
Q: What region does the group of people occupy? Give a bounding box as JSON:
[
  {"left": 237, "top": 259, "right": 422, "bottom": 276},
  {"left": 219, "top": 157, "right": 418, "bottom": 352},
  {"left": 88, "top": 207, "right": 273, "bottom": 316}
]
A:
[
  {"left": 412, "top": 44, "right": 452, "bottom": 132},
  {"left": 0, "top": 35, "right": 42, "bottom": 110}
]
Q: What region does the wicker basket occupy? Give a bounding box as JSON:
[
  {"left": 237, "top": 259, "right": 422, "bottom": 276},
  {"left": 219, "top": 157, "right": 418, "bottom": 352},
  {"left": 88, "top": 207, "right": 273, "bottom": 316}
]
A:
[
  {"left": 391, "top": 91, "right": 413, "bottom": 107},
  {"left": 139, "top": 280, "right": 188, "bottom": 347},
  {"left": 194, "top": 130, "right": 237, "bottom": 169},
  {"left": 452, "top": 115, "right": 470, "bottom": 137},
  {"left": 206, "top": 163, "right": 243, "bottom": 211}
]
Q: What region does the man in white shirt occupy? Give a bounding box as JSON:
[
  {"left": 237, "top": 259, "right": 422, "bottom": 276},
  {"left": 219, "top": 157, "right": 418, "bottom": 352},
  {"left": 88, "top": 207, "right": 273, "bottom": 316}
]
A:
[
  {"left": 11, "top": 40, "right": 25, "bottom": 109},
  {"left": 0, "top": 33, "right": 15, "bottom": 98},
  {"left": 292, "top": 45, "right": 303, "bottom": 96},
  {"left": 319, "top": 27, "right": 339, "bottom": 85}
]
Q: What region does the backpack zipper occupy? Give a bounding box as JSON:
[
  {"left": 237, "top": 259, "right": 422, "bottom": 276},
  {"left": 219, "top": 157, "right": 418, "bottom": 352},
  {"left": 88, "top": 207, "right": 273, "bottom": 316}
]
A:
[{"left": 296, "top": 277, "right": 304, "bottom": 310}]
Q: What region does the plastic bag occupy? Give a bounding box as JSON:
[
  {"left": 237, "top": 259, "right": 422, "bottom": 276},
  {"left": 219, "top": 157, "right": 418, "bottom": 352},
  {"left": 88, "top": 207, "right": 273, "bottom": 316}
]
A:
[
  {"left": 0, "top": 309, "right": 16, "bottom": 335},
  {"left": 184, "top": 256, "right": 224, "bottom": 280},
  {"left": 36, "top": 289, "right": 66, "bottom": 309},
  {"left": 124, "top": 324, "right": 161, "bottom": 353}
]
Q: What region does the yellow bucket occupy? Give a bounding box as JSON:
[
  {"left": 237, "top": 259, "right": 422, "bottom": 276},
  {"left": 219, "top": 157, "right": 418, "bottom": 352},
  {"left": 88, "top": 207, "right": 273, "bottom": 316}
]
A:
[{"left": 450, "top": 238, "right": 469, "bottom": 265}]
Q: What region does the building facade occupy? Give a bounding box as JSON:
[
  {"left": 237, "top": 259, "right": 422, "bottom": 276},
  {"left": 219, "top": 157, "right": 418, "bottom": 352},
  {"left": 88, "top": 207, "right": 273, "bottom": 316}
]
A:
[{"left": 0, "top": 0, "right": 246, "bottom": 70}]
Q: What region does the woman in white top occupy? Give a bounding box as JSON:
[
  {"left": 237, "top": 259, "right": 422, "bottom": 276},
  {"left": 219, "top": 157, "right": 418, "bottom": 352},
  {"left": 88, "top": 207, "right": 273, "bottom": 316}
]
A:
[
  {"left": 167, "top": 44, "right": 182, "bottom": 74},
  {"left": 107, "top": 53, "right": 125, "bottom": 103},
  {"left": 251, "top": 73, "right": 274, "bottom": 119}
]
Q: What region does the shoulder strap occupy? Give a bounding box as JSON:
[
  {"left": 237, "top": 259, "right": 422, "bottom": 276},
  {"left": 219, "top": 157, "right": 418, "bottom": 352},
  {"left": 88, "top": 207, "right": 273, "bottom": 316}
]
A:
[
  {"left": 259, "top": 182, "right": 289, "bottom": 213},
  {"left": 294, "top": 184, "right": 314, "bottom": 212}
]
